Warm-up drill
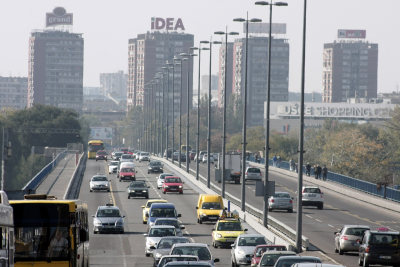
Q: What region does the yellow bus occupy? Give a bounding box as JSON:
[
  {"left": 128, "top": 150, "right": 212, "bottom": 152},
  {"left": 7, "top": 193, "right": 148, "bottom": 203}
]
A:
[
  {"left": 0, "top": 191, "right": 14, "bottom": 267},
  {"left": 88, "top": 140, "right": 105, "bottom": 159},
  {"left": 181, "top": 145, "right": 192, "bottom": 154},
  {"left": 10, "top": 195, "right": 89, "bottom": 267}
]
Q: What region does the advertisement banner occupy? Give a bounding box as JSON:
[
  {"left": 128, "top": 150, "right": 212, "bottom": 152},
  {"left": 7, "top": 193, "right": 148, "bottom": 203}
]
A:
[
  {"left": 46, "top": 7, "right": 73, "bottom": 27},
  {"left": 90, "top": 127, "right": 113, "bottom": 140},
  {"left": 338, "top": 29, "right": 366, "bottom": 39},
  {"left": 244, "top": 23, "right": 286, "bottom": 34}
]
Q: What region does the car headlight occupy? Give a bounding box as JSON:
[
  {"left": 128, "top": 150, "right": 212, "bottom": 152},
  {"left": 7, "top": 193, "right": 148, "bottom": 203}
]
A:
[
  {"left": 179, "top": 185, "right": 182, "bottom": 188},
  {"left": 202, "top": 213, "right": 207, "bottom": 217},
  {"left": 105, "top": 184, "right": 109, "bottom": 187},
  {"left": 155, "top": 253, "right": 162, "bottom": 258},
  {"left": 116, "top": 221, "right": 123, "bottom": 226},
  {"left": 160, "top": 167, "right": 163, "bottom": 169},
  {"left": 164, "top": 185, "right": 169, "bottom": 188},
  {"left": 94, "top": 221, "right": 102, "bottom": 226},
  {"left": 130, "top": 190, "right": 135, "bottom": 192},
  {"left": 149, "top": 222, "right": 154, "bottom": 226},
  {"left": 121, "top": 175, "right": 124, "bottom": 177},
  {"left": 216, "top": 233, "right": 222, "bottom": 238},
  {"left": 149, "top": 167, "right": 153, "bottom": 169},
  {"left": 238, "top": 249, "right": 246, "bottom": 255},
  {"left": 142, "top": 190, "right": 147, "bottom": 193}
]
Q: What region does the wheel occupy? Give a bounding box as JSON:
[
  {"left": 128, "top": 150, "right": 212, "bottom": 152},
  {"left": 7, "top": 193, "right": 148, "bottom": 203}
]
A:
[
  {"left": 339, "top": 246, "right": 344, "bottom": 255},
  {"left": 358, "top": 255, "right": 363, "bottom": 266},
  {"left": 128, "top": 195, "right": 130, "bottom": 199},
  {"left": 179, "top": 191, "right": 183, "bottom": 194},
  {"left": 96, "top": 159, "right": 98, "bottom": 161},
  {"left": 109, "top": 172, "right": 111, "bottom": 174},
  {"left": 143, "top": 221, "right": 147, "bottom": 224},
  {"left": 163, "top": 190, "right": 166, "bottom": 194},
  {"left": 363, "top": 255, "right": 369, "bottom": 267},
  {"left": 232, "top": 259, "right": 237, "bottom": 267},
  {"left": 161, "top": 171, "right": 163, "bottom": 173},
  {"left": 90, "top": 189, "right": 92, "bottom": 192},
  {"left": 107, "top": 189, "right": 110, "bottom": 192},
  {"left": 93, "top": 231, "right": 97, "bottom": 234},
  {"left": 139, "top": 160, "right": 141, "bottom": 163},
  {"left": 120, "top": 230, "right": 124, "bottom": 234},
  {"left": 146, "top": 194, "right": 149, "bottom": 199},
  {"left": 288, "top": 209, "right": 293, "bottom": 213},
  {"left": 199, "top": 217, "right": 202, "bottom": 224},
  {"left": 335, "top": 244, "right": 338, "bottom": 253},
  {"left": 235, "top": 180, "right": 240, "bottom": 184},
  {"left": 318, "top": 203, "right": 324, "bottom": 210},
  {"left": 145, "top": 253, "right": 150, "bottom": 257},
  {"left": 119, "top": 179, "right": 121, "bottom": 182},
  {"left": 148, "top": 171, "right": 150, "bottom": 174},
  {"left": 268, "top": 208, "right": 272, "bottom": 212}
]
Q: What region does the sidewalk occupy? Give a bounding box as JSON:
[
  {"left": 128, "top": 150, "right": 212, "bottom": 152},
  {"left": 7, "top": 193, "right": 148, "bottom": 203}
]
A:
[{"left": 36, "top": 153, "right": 78, "bottom": 199}]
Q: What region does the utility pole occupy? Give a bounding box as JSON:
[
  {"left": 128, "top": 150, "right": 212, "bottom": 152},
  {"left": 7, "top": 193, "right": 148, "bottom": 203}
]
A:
[{"left": 1, "top": 128, "right": 9, "bottom": 191}]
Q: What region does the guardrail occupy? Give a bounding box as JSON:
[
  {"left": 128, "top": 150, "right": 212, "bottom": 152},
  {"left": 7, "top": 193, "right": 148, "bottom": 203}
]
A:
[
  {"left": 23, "top": 149, "right": 68, "bottom": 190},
  {"left": 63, "top": 152, "right": 85, "bottom": 199}
]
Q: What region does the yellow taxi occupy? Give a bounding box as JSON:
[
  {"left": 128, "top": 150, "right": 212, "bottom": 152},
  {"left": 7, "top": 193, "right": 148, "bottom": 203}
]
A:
[
  {"left": 141, "top": 199, "right": 168, "bottom": 224},
  {"left": 211, "top": 213, "right": 247, "bottom": 248}
]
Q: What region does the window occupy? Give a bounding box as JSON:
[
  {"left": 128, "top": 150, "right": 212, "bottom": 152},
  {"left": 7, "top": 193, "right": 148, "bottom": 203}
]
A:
[{"left": 156, "top": 54, "right": 164, "bottom": 59}]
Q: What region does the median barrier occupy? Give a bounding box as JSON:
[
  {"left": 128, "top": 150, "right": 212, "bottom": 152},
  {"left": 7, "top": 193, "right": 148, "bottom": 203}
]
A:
[{"left": 63, "top": 152, "right": 85, "bottom": 199}]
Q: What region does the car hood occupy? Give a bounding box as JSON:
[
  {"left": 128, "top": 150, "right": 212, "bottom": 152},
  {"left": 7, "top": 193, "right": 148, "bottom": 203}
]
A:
[
  {"left": 128, "top": 186, "right": 148, "bottom": 190},
  {"left": 149, "top": 216, "right": 176, "bottom": 223},
  {"left": 147, "top": 236, "right": 164, "bottom": 244},
  {"left": 149, "top": 165, "right": 162, "bottom": 168},
  {"left": 219, "top": 231, "right": 243, "bottom": 237},
  {"left": 164, "top": 183, "right": 182, "bottom": 186},
  {"left": 238, "top": 246, "right": 258, "bottom": 254},
  {"left": 199, "top": 209, "right": 222, "bottom": 216},
  {"left": 109, "top": 165, "right": 118, "bottom": 168},
  {"left": 154, "top": 248, "right": 171, "bottom": 256},
  {"left": 91, "top": 181, "right": 109, "bottom": 186},
  {"left": 120, "top": 172, "right": 135, "bottom": 176},
  {"left": 96, "top": 217, "right": 123, "bottom": 224}
]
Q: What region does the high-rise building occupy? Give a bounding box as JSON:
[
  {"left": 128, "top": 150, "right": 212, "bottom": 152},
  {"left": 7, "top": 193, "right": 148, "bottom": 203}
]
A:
[
  {"left": 0, "top": 77, "right": 28, "bottom": 109},
  {"left": 201, "top": 74, "right": 219, "bottom": 91},
  {"left": 100, "top": 71, "right": 127, "bottom": 96},
  {"left": 322, "top": 30, "right": 378, "bottom": 103},
  {"left": 217, "top": 43, "right": 234, "bottom": 108},
  {"left": 232, "top": 36, "right": 289, "bottom": 126},
  {"left": 127, "top": 31, "right": 194, "bottom": 119}
]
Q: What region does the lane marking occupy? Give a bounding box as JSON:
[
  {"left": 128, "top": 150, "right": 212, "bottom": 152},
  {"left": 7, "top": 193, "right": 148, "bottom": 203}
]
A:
[
  {"left": 315, "top": 219, "right": 322, "bottom": 222},
  {"left": 328, "top": 224, "right": 334, "bottom": 227},
  {"left": 317, "top": 251, "right": 341, "bottom": 265},
  {"left": 306, "top": 215, "right": 313, "bottom": 218}
]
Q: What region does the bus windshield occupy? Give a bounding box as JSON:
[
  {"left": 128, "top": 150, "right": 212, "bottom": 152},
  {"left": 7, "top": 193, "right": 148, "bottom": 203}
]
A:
[{"left": 89, "top": 143, "right": 104, "bottom": 152}]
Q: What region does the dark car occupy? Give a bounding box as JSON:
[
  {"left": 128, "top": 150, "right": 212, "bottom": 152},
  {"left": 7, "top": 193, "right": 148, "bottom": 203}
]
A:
[
  {"left": 96, "top": 150, "right": 107, "bottom": 161},
  {"left": 180, "top": 153, "right": 189, "bottom": 163},
  {"left": 148, "top": 161, "right": 164, "bottom": 174},
  {"left": 358, "top": 228, "right": 400, "bottom": 267},
  {"left": 127, "top": 180, "right": 150, "bottom": 199},
  {"left": 164, "top": 149, "right": 173, "bottom": 158}
]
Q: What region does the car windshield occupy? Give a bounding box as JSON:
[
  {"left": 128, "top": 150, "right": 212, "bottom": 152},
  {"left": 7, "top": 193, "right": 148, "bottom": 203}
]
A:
[
  {"left": 146, "top": 201, "right": 166, "bottom": 208},
  {"left": 369, "top": 234, "right": 400, "bottom": 246},
  {"left": 344, "top": 228, "right": 369, "bottom": 236},
  {"left": 160, "top": 174, "right": 173, "bottom": 180},
  {"left": 273, "top": 193, "right": 291, "bottom": 198},
  {"left": 110, "top": 162, "right": 119, "bottom": 166},
  {"left": 165, "top": 178, "right": 182, "bottom": 183},
  {"left": 217, "top": 222, "right": 242, "bottom": 231},
  {"left": 150, "top": 161, "right": 162, "bottom": 166},
  {"left": 122, "top": 155, "right": 132, "bottom": 159},
  {"left": 141, "top": 153, "right": 150, "bottom": 156},
  {"left": 97, "top": 151, "right": 106, "bottom": 155},
  {"left": 92, "top": 176, "right": 107, "bottom": 182},
  {"left": 275, "top": 258, "right": 321, "bottom": 267},
  {"left": 303, "top": 188, "right": 321, "bottom": 194},
  {"left": 155, "top": 220, "right": 180, "bottom": 228},
  {"left": 121, "top": 168, "right": 134, "bottom": 172},
  {"left": 248, "top": 168, "right": 261, "bottom": 173},
  {"left": 97, "top": 209, "right": 121, "bottom": 217},
  {"left": 129, "top": 182, "right": 145, "bottom": 188},
  {"left": 157, "top": 238, "right": 190, "bottom": 249},
  {"left": 150, "top": 208, "right": 176, "bottom": 217},
  {"left": 201, "top": 202, "right": 222, "bottom": 210},
  {"left": 238, "top": 237, "right": 267, "bottom": 246},
  {"left": 260, "top": 254, "right": 290, "bottom": 266},
  {"left": 159, "top": 257, "right": 198, "bottom": 267},
  {"left": 256, "top": 246, "right": 287, "bottom": 256},
  {"left": 115, "top": 152, "right": 123, "bottom": 156},
  {"left": 171, "top": 246, "right": 211, "bottom": 261},
  {"left": 149, "top": 227, "right": 176, "bottom": 237}
]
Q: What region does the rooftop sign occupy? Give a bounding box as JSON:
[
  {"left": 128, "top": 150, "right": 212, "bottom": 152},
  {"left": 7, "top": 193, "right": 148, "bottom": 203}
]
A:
[
  {"left": 244, "top": 23, "right": 286, "bottom": 34},
  {"left": 151, "top": 17, "right": 185, "bottom": 31},
  {"left": 338, "top": 29, "right": 366, "bottom": 39},
  {"left": 46, "top": 7, "right": 73, "bottom": 27}
]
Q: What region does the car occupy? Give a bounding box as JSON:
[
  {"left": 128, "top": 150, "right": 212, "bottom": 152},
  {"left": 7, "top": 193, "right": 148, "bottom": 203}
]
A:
[
  {"left": 133, "top": 150, "right": 141, "bottom": 159},
  {"left": 245, "top": 167, "right": 262, "bottom": 181},
  {"left": 231, "top": 234, "right": 268, "bottom": 267},
  {"left": 147, "top": 203, "right": 181, "bottom": 230},
  {"left": 92, "top": 203, "right": 125, "bottom": 234},
  {"left": 157, "top": 173, "right": 175, "bottom": 189},
  {"left": 196, "top": 194, "right": 224, "bottom": 224},
  {"left": 268, "top": 192, "right": 294, "bottom": 213},
  {"left": 128, "top": 149, "right": 135, "bottom": 155},
  {"left": 120, "top": 153, "right": 134, "bottom": 163},
  {"left": 89, "top": 174, "right": 110, "bottom": 192},
  {"left": 170, "top": 243, "right": 220, "bottom": 266},
  {"left": 152, "top": 237, "right": 192, "bottom": 266},
  {"left": 358, "top": 227, "right": 400, "bottom": 267},
  {"left": 292, "top": 264, "right": 345, "bottom": 267},
  {"left": 112, "top": 151, "right": 124, "bottom": 160},
  {"left": 162, "top": 176, "right": 184, "bottom": 194},
  {"left": 189, "top": 152, "right": 196, "bottom": 160},
  {"left": 164, "top": 261, "right": 212, "bottom": 267},
  {"left": 173, "top": 152, "right": 180, "bottom": 161},
  {"left": 121, "top": 147, "right": 129, "bottom": 154},
  {"left": 117, "top": 162, "right": 135, "bottom": 178},
  {"left": 139, "top": 152, "right": 151, "bottom": 162},
  {"left": 212, "top": 215, "right": 247, "bottom": 248},
  {"left": 164, "top": 149, "right": 173, "bottom": 158},
  {"left": 334, "top": 225, "right": 370, "bottom": 255},
  {"left": 127, "top": 180, "right": 150, "bottom": 199},
  {"left": 154, "top": 218, "right": 186, "bottom": 237},
  {"left": 213, "top": 153, "right": 219, "bottom": 162},
  {"left": 142, "top": 199, "right": 169, "bottom": 224},
  {"left": 108, "top": 161, "right": 119, "bottom": 174},
  {"left": 96, "top": 150, "right": 107, "bottom": 161},
  {"left": 202, "top": 154, "right": 214, "bottom": 164},
  {"left": 148, "top": 161, "right": 164, "bottom": 174},
  {"left": 194, "top": 151, "right": 207, "bottom": 162},
  {"left": 301, "top": 186, "right": 324, "bottom": 209},
  {"left": 256, "top": 251, "right": 297, "bottom": 267},
  {"left": 157, "top": 255, "right": 198, "bottom": 267},
  {"left": 119, "top": 166, "right": 136, "bottom": 182},
  {"left": 274, "top": 256, "right": 321, "bottom": 267},
  {"left": 250, "top": 245, "right": 287, "bottom": 267},
  {"left": 180, "top": 152, "right": 189, "bottom": 163},
  {"left": 144, "top": 225, "right": 177, "bottom": 257}
]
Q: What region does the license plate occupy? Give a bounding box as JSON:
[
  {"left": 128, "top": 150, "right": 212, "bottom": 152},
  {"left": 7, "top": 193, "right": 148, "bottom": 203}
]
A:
[
  {"left": 308, "top": 194, "right": 316, "bottom": 197},
  {"left": 226, "top": 239, "right": 236, "bottom": 242},
  {"left": 171, "top": 189, "right": 177, "bottom": 191},
  {"left": 209, "top": 217, "right": 217, "bottom": 219},
  {"left": 136, "top": 192, "right": 142, "bottom": 194},
  {"left": 380, "top": 256, "right": 391, "bottom": 259}
]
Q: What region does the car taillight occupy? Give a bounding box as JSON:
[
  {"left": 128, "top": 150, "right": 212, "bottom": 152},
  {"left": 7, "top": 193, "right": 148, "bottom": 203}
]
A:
[
  {"left": 302, "top": 189, "right": 305, "bottom": 193},
  {"left": 289, "top": 200, "right": 293, "bottom": 203},
  {"left": 260, "top": 173, "right": 262, "bottom": 176},
  {"left": 341, "top": 236, "right": 348, "bottom": 240},
  {"left": 320, "top": 194, "right": 323, "bottom": 198},
  {"left": 270, "top": 199, "right": 274, "bottom": 203},
  {"left": 245, "top": 172, "right": 248, "bottom": 175},
  {"left": 365, "top": 246, "right": 370, "bottom": 252}
]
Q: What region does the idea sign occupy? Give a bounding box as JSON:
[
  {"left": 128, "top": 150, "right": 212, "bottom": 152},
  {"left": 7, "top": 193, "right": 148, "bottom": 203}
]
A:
[
  {"left": 151, "top": 17, "right": 185, "bottom": 31},
  {"left": 338, "top": 29, "right": 366, "bottom": 39}
]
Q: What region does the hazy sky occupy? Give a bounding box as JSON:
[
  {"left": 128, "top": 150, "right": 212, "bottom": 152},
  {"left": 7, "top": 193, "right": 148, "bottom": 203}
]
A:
[{"left": 1, "top": 0, "right": 399, "bottom": 94}]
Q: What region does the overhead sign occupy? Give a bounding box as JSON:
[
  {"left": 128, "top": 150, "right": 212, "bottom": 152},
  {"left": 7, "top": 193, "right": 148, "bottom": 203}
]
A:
[
  {"left": 90, "top": 127, "right": 113, "bottom": 140},
  {"left": 338, "top": 29, "right": 366, "bottom": 39},
  {"left": 151, "top": 17, "right": 185, "bottom": 31},
  {"left": 46, "top": 7, "right": 73, "bottom": 27},
  {"left": 244, "top": 23, "right": 286, "bottom": 34}
]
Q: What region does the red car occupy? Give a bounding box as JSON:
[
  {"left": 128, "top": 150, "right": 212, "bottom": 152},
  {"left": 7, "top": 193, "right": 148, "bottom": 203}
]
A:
[
  {"left": 96, "top": 150, "right": 107, "bottom": 161},
  {"left": 119, "top": 167, "right": 136, "bottom": 182},
  {"left": 162, "top": 176, "right": 184, "bottom": 194},
  {"left": 121, "top": 148, "right": 129, "bottom": 154},
  {"left": 251, "top": 245, "right": 287, "bottom": 266},
  {"left": 189, "top": 152, "right": 196, "bottom": 160}
]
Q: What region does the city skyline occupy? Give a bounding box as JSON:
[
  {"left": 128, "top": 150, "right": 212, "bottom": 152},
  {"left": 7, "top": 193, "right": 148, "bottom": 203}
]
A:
[{"left": 1, "top": 0, "right": 399, "bottom": 94}]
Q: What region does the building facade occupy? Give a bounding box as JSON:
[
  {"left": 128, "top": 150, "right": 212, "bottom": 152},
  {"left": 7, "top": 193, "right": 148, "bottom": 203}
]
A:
[
  {"left": 100, "top": 71, "right": 127, "bottom": 96},
  {"left": 28, "top": 30, "right": 84, "bottom": 112},
  {"left": 0, "top": 77, "right": 28, "bottom": 109},
  {"left": 217, "top": 43, "right": 234, "bottom": 108},
  {"left": 322, "top": 40, "right": 378, "bottom": 103},
  {"left": 201, "top": 74, "right": 218, "bottom": 91}
]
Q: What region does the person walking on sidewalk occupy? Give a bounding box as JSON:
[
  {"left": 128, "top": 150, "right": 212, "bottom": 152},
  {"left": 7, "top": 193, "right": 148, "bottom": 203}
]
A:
[
  {"left": 295, "top": 163, "right": 298, "bottom": 173},
  {"left": 313, "top": 165, "right": 318, "bottom": 179},
  {"left": 277, "top": 155, "right": 282, "bottom": 168},
  {"left": 322, "top": 165, "right": 328, "bottom": 180},
  {"left": 289, "top": 158, "right": 294, "bottom": 171},
  {"left": 272, "top": 155, "right": 277, "bottom": 167},
  {"left": 317, "top": 164, "right": 322, "bottom": 180},
  {"left": 306, "top": 162, "right": 311, "bottom": 176}
]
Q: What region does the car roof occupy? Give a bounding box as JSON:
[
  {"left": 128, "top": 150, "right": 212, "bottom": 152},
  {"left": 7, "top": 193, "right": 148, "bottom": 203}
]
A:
[
  {"left": 165, "top": 176, "right": 181, "bottom": 179},
  {"left": 294, "top": 264, "right": 344, "bottom": 267},
  {"left": 303, "top": 186, "right": 320, "bottom": 188},
  {"left": 256, "top": 244, "right": 286, "bottom": 248},
  {"left": 173, "top": 243, "right": 209, "bottom": 247},
  {"left": 92, "top": 175, "right": 107, "bottom": 178},
  {"left": 98, "top": 205, "right": 120, "bottom": 211},
  {"left": 161, "top": 255, "right": 198, "bottom": 258},
  {"left": 150, "top": 225, "right": 176, "bottom": 229},
  {"left": 147, "top": 199, "right": 168, "bottom": 204},
  {"left": 155, "top": 218, "right": 178, "bottom": 222},
  {"left": 369, "top": 230, "right": 400, "bottom": 234},
  {"left": 110, "top": 161, "right": 119, "bottom": 163},
  {"left": 159, "top": 236, "right": 190, "bottom": 241},
  {"left": 164, "top": 262, "right": 211, "bottom": 267},
  {"left": 342, "top": 225, "right": 370, "bottom": 228},
  {"left": 238, "top": 234, "right": 265, "bottom": 238},
  {"left": 262, "top": 251, "right": 296, "bottom": 255},
  {"left": 151, "top": 203, "right": 176, "bottom": 209}
]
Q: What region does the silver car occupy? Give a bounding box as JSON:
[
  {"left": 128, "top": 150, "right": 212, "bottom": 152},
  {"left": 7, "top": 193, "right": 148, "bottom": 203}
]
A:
[
  {"left": 108, "top": 161, "right": 119, "bottom": 174},
  {"left": 120, "top": 154, "right": 133, "bottom": 163},
  {"left": 158, "top": 255, "right": 198, "bottom": 267},
  {"left": 202, "top": 154, "right": 214, "bottom": 164},
  {"left": 231, "top": 234, "right": 267, "bottom": 267},
  {"left": 157, "top": 173, "right": 174, "bottom": 189},
  {"left": 89, "top": 174, "right": 110, "bottom": 192},
  {"left": 154, "top": 218, "right": 186, "bottom": 237},
  {"left": 245, "top": 167, "right": 262, "bottom": 181},
  {"left": 301, "top": 186, "right": 324, "bottom": 209},
  {"left": 139, "top": 152, "right": 151, "bottom": 162},
  {"left": 152, "top": 237, "right": 191, "bottom": 267},
  {"left": 268, "top": 192, "right": 294, "bottom": 213},
  {"left": 92, "top": 204, "right": 125, "bottom": 234},
  {"left": 334, "top": 225, "right": 370, "bottom": 255},
  {"left": 257, "top": 251, "right": 297, "bottom": 267},
  {"left": 170, "top": 243, "right": 220, "bottom": 266},
  {"left": 145, "top": 225, "right": 177, "bottom": 257}
]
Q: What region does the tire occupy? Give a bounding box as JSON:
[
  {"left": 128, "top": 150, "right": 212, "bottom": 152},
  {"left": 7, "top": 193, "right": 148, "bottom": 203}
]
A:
[
  {"left": 339, "top": 247, "right": 344, "bottom": 255},
  {"left": 335, "top": 244, "right": 339, "bottom": 253},
  {"left": 358, "top": 255, "right": 363, "bottom": 266},
  {"left": 90, "top": 189, "right": 92, "bottom": 192},
  {"left": 148, "top": 171, "right": 150, "bottom": 174},
  {"left": 143, "top": 221, "right": 147, "bottom": 224},
  {"left": 199, "top": 218, "right": 202, "bottom": 224},
  {"left": 145, "top": 253, "right": 150, "bottom": 257},
  {"left": 120, "top": 230, "right": 124, "bottom": 234},
  {"left": 163, "top": 190, "right": 166, "bottom": 194},
  {"left": 119, "top": 179, "right": 121, "bottom": 182},
  {"left": 363, "top": 255, "right": 369, "bottom": 267},
  {"left": 232, "top": 259, "right": 237, "bottom": 267},
  {"left": 139, "top": 161, "right": 141, "bottom": 163},
  {"left": 146, "top": 194, "right": 149, "bottom": 199},
  {"left": 288, "top": 209, "right": 293, "bottom": 213},
  {"left": 268, "top": 208, "right": 272, "bottom": 212},
  {"left": 318, "top": 203, "right": 324, "bottom": 210},
  {"left": 179, "top": 191, "right": 183, "bottom": 194},
  {"left": 107, "top": 189, "right": 110, "bottom": 192},
  {"left": 93, "top": 231, "right": 97, "bottom": 234},
  {"left": 96, "top": 159, "right": 98, "bottom": 161},
  {"left": 128, "top": 195, "right": 130, "bottom": 199}
]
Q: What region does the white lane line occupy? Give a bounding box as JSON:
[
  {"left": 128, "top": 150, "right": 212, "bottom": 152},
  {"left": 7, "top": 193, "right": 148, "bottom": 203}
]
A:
[
  {"left": 119, "top": 234, "right": 127, "bottom": 267},
  {"left": 306, "top": 215, "right": 313, "bottom": 218},
  {"left": 317, "top": 251, "right": 341, "bottom": 265},
  {"left": 337, "top": 229, "right": 341, "bottom": 231},
  {"left": 328, "top": 224, "right": 334, "bottom": 227},
  {"left": 315, "top": 219, "right": 322, "bottom": 222}
]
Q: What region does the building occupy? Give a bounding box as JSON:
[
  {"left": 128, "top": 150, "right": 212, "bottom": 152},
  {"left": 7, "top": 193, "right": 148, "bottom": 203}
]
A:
[
  {"left": 0, "top": 77, "right": 28, "bottom": 109},
  {"left": 127, "top": 31, "right": 194, "bottom": 120},
  {"left": 217, "top": 43, "right": 234, "bottom": 108},
  {"left": 322, "top": 30, "right": 378, "bottom": 103},
  {"left": 201, "top": 74, "right": 218, "bottom": 91},
  {"left": 83, "top": 95, "right": 122, "bottom": 111},
  {"left": 28, "top": 30, "right": 84, "bottom": 112},
  {"left": 232, "top": 36, "right": 289, "bottom": 126},
  {"left": 100, "top": 71, "right": 127, "bottom": 96},
  {"left": 83, "top": 86, "right": 101, "bottom": 95}
]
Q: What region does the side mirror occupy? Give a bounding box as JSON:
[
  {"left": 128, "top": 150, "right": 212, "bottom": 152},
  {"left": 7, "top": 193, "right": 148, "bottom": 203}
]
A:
[
  {"left": 214, "top": 258, "right": 220, "bottom": 263},
  {"left": 143, "top": 234, "right": 148, "bottom": 236},
  {"left": 211, "top": 228, "right": 215, "bottom": 231},
  {"left": 182, "top": 182, "right": 185, "bottom": 184},
  {"left": 91, "top": 215, "right": 95, "bottom": 217},
  {"left": 231, "top": 244, "right": 235, "bottom": 247},
  {"left": 80, "top": 229, "right": 87, "bottom": 242},
  {"left": 244, "top": 229, "right": 248, "bottom": 231},
  {"left": 145, "top": 213, "right": 149, "bottom": 218},
  {"left": 123, "top": 215, "right": 126, "bottom": 218},
  {"left": 177, "top": 214, "right": 181, "bottom": 217},
  {"left": 291, "top": 197, "right": 294, "bottom": 200},
  {"left": 141, "top": 206, "right": 145, "bottom": 209},
  {"left": 181, "top": 227, "right": 186, "bottom": 230},
  {"left": 224, "top": 207, "right": 228, "bottom": 210},
  {"left": 334, "top": 232, "right": 338, "bottom": 235}
]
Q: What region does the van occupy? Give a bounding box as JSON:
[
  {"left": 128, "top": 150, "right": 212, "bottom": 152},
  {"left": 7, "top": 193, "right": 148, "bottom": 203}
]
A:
[
  {"left": 147, "top": 203, "right": 181, "bottom": 230},
  {"left": 117, "top": 162, "right": 135, "bottom": 178},
  {"left": 196, "top": 194, "right": 224, "bottom": 224}
]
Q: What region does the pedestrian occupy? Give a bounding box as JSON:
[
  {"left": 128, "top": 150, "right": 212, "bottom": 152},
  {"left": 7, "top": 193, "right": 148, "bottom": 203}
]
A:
[
  {"left": 317, "top": 164, "right": 322, "bottom": 180},
  {"left": 306, "top": 162, "right": 311, "bottom": 176},
  {"left": 322, "top": 165, "right": 328, "bottom": 180},
  {"left": 272, "top": 155, "right": 277, "bottom": 167},
  {"left": 313, "top": 165, "right": 317, "bottom": 179},
  {"left": 277, "top": 155, "right": 282, "bottom": 168},
  {"left": 257, "top": 155, "right": 261, "bottom": 163},
  {"left": 289, "top": 158, "right": 294, "bottom": 171},
  {"left": 295, "top": 163, "right": 298, "bottom": 173}
]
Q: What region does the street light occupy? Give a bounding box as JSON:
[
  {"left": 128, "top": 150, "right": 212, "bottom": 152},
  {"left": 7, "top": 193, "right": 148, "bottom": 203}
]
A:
[
  {"left": 154, "top": 77, "right": 161, "bottom": 155},
  {"left": 167, "top": 62, "right": 176, "bottom": 164},
  {"left": 234, "top": 15, "right": 262, "bottom": 212},
  {"left": 162, "top": 66, "right": 170, "bottom": 159},
  {"left": 214, "top": 28, "right": 239, "bottom": 198}
]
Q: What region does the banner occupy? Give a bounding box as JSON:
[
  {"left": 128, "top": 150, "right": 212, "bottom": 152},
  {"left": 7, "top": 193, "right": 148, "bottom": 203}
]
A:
[{"left": 90, "top": 127, "right": 113, "bottom": 140}]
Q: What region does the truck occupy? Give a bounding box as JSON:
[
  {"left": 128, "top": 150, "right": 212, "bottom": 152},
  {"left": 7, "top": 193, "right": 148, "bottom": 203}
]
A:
[{"left": 216, "top": 154, "right": 242, "bottom": 184}]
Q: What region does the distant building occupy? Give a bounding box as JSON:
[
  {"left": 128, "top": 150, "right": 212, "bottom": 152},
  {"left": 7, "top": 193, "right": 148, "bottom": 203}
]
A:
[
  {"left": 201, "top": 74, "right": 218, "bottom": 91},
  {"left": 217, "top": 43, "right": 234, "bottom": 108},
  {"left": 0, "top": 77, "right": 28, "bottom": 109},
  {"left": 100, "top": 71, "right": 127, "bottom": 96},
  {"left": 83, "top": 95, "right": 122, "bottom": 111},
  {"left": 83, "top": 86, "right": 101, "bottom": 95}
]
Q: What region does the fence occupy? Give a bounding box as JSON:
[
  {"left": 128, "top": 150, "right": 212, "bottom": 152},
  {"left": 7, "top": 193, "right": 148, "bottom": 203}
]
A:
[
  {"left": 248, "top": 156, "right": 400, "bottom": 203},
  {"left": 23, "top": 149, "right": 68, "bottom": 190}
]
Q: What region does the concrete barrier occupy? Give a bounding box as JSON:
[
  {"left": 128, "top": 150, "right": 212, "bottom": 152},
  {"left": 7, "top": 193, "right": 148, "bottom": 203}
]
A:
[{"left": 63, "top": 152, "right": 85, "bottom": 199}]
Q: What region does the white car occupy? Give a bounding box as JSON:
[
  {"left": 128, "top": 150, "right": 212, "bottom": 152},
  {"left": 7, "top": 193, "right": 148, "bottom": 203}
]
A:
[
  {"left": 89, "top": 174, "right": 110, "bottom": 192},
  {"left": 202, "top": 154, "right": 214, "bottom": 164},
  {"left": 139, "top": 152, "right": 151, "bottom": 162},
  {"left": 157, "top": 173, "right": 174, "bottom": 189},
  {"left": 301, "top": 186, "right": 324, "bottom": 209},
  {"left": 120, "top": 154, "right": 134, "bottom": 163},
  {"left": 144, "top": 225, "right": 177, "bottom": 257},
  {"left": 92, "top": 203, "right": 125, "bottom": 234},
  {"left": 108, "top": 161, "right": 119, "bottom": 174},
  {"left": 231, "top": 234, "right": 267, "bottom": 267},
  {"left": 194, "top": 151, "right": 207, "bottom": 162}
]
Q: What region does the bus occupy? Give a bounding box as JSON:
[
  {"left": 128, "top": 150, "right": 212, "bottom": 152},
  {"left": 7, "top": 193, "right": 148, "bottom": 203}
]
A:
[
  {"left": 88, "top": 140, "right": 104, "bottom": 159},
  {"left": 10, "top": 194, "right": 89, "bottom": 267},
  {"left": 0, "top": 191, "right": 14, "bottom": 267},
  {"left": 181, "top": 145, "right": 192, "bottom": 154}
]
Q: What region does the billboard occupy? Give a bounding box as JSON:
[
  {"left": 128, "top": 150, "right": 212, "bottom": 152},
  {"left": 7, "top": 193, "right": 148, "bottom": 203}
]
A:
[
  {"left": 338, "top": 29, "right": 366, "bottom": 39},
  {"left": 90, "top": 127, "right": 113, "bottom": 140},
  {"left": 244, "top": 23, "right": 286, "bottom": 34},
  {"left": 46, "top": 7, "right": 73, "bottom": 27},
  {"left": 151, "top": 17, "right": 185, "bottom": 31}
]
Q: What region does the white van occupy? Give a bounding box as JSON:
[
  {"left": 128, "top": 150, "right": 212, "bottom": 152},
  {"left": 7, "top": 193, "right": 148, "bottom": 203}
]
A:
[{"left": 117, "top": 162, "right": 135, "bottom": 178}]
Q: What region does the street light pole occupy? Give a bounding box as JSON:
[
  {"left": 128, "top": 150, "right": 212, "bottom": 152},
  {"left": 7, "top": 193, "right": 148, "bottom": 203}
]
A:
[
  {"left": 161, "top": 71, "right": 167, "bottom": 157},
  {"left": 175, "top": 56, "right": 188, "bottom": 168},
  {"left": 162, "top": 66, "right": 170, "bottom": 160},
  {"left": 152, "top": 80, "right": 156, "bottom": 155},
  {"left": 168, "top": 62, "right": 175, "bottom": 164}
]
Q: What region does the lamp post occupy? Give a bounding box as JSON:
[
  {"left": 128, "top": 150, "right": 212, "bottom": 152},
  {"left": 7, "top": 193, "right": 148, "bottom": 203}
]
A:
[
  {"left": 214, "top": 28, "right": 239, "bottom": 198},
  {"left": 162, "top": 65, "right": 170, "bottom": 159},
  {"left": 151, "top": 80, "right": 156, "bottom": 155},
  {"left": 161, "top": 69, "right": 167, "bottom": 158},
  {"left": 154, "top": 77, "right": 161, "bottom": 156},
  {"left": 233, "top": 14, "right": 262, "bottom": 212},
  {"left": 167, "top": 62, "right": 176, "bottom": 164}
]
